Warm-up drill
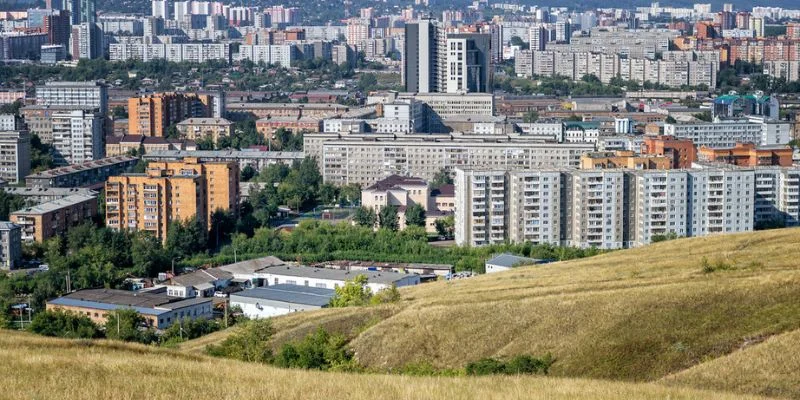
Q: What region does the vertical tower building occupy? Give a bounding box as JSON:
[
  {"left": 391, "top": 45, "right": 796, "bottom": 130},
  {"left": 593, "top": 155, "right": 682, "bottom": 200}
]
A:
[
  {"left": 66, "top": 0, "right": 96, "bottom": 25},
  {"left": 69, "top": 23, "right": 103, "bottom": 60},
  {"left": 403, "top": 18, "right": 446, "bottom": 93},
  {"left": 50, "top": 109, "right": 104, "bottom": 165},
  {"left": 152, "top": 0, "right": 170, "bottom": 20},
  {"left": 445, "top": 33, "right": 493, "bottom": 93}
]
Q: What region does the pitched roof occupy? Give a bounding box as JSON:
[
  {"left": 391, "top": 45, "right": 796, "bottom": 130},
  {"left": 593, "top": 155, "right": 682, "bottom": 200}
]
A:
[
  {"left": 218, "top": 256, "right": 287, "bottom": 276},
  {"left": 364, "top": 174, "right": 428, "bottom": 191},
  {"left": 431, "top": 184, "right": 454, "bottom": 197},
  {"left": 170, "top": 267, "right": 233, "bottom": 287}
]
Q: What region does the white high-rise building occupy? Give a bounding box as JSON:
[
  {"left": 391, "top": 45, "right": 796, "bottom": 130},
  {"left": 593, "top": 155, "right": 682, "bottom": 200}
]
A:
[
  {"left": 35, "top": 81, "right": 108, "bottom": 116},
  {"left": 51, "top": 109, "right": 104, "bottom": 165},
  {"left": 152, "top": 0, "right": 170, "bottom": 19},
  {"left": 507, "top": 170, "right": 563, "bottom": 245}
]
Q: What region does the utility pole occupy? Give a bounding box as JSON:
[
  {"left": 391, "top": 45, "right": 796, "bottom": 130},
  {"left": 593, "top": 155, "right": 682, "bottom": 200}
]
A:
[
  {"left": 66, "top": 271, "right": 71, "bottom": 293},
  {"left": 223, "top": 301, "right": 228, "bottom": 328},
  {"left": 117, "top": 310, "right": 120, "bottom": 337}
]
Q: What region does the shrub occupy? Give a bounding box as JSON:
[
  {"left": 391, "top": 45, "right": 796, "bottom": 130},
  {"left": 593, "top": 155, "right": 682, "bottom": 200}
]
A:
[
  {"left": 28, "top": 309, "right": 102, "bottom": 339},
  {"left": 465, "top": 354, "right": 554, "bottom": 376},
  {"left": 206, "top": 319, "right": 275, "bottom": 363},
  {"left": 273, "top": 328, "right": 357, "bottom": 371}
]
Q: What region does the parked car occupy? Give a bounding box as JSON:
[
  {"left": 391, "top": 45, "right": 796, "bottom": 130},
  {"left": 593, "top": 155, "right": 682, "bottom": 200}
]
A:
[{"left": 213, "top": 291, "right": 228, "bottom": 298}]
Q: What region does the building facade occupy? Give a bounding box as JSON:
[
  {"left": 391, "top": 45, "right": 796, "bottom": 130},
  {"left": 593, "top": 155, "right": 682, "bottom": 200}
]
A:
[
  {"left": 0, "top": 131, "right": 31, "bottom": 184},
  {"left": 10, "top": 193, "right": 98, "bottom": 242}
]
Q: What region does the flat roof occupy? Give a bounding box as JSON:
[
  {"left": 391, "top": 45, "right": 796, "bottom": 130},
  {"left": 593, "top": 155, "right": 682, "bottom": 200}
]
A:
[
  {"left": 486, "top": 253, "right": 545, "bottom": 268},
  {"left": 1, "top": 187, "right": 96, "bottom": 197},
  {"left": 259, "top": 265, "right": 417, "bottom": 285},
  {"left": 11, "top": 193, "right": 96, "bottom": 216},
  {"left": 218, "top": 256, "right": 287, "bottom": 275},
  {"left": 26, "top": 156, "right": 138, "bottom": 179},
  {"left": 143, "top": 150, "right": 304, "bottom": 160},
  {"left": 231, "top": 284, "right": 334, "bottom": 307}
]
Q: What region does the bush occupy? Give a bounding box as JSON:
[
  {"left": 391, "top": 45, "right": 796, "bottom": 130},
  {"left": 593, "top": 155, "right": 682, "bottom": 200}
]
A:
[
  {"left": 465, "top": 354, "right": 554, "bottom": 376},
  {"left": 273, "top": 328, "right": 359, "bottom": 371},
  {"left": 206, "top": 319, "right": 275, "bottom": 363},
  {"left": 28, "top": 309, "right": 102, "bottom": 339},
  {"left": 160, "top": 317, "right": 220, "bottom": 346}
]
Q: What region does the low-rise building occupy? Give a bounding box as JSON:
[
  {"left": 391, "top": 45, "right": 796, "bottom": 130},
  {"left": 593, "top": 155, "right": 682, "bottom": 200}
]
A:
[
  {"left": 176, "top": 117, "right": 233, "bottom": 143},
  {"left": 0, "top": 187, "right": 95, "bottom": 204},
  {"left": 698, "top": 143, "right": 793, "bottom": 167},
  {"left": 257, "top": 264, "right": 420, "bottom": 292},
  {"left": 230, "top": 285, "right": 335, "bottom": 319},
  {"left": 641, "top": 135, "right": 697, "bottom": 168},
  {"left": 46, "top": 288, "right": 213, "bottom": 329},
  {"left": 142, "top": 150, "right": 303, "bottom": 172},
  {"left": 25, "top": 156, "right": 138, "bottom": 189},
  {"left": 167, "top": 268, "right": 234, "bottom": 298},
  {"left": 361, "top": 175, "right": 455, "bottom": 232},
  {"left": 485, "top": 253, "right": 545, "bottom": 274},
  {"left": 580, "top": 150, "right": 671, "bottom": 170},
  {"left": 0, "top": 222, "right": 22, "bottom": 270},
  {"left": 10, "top": 193, "right": 98, "bottom": 242},
  {"left": 255, "top": 116, "right": 323, "bottom": 136}
]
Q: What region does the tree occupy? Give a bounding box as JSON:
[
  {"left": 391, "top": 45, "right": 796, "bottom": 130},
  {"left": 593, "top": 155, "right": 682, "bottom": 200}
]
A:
[
  {"left": 317, "top": 183, "right": 339, "bottom": 205},
  {"left": 378, "top": 205, "right": 399, "bottom": 231},
  {"left": 133, "top": 159, "right": 148, "bottom": 173},
  {"left": 196, "top": 136, "right": 215, "bottom": 150},
  {"left": 0, "top": 191, "right": 26, "bottom": 220},
  {"left": 523, "top": 110, "right": 539, "bottom": 123},
  {"left": 28, "top": 309, "right": 102, "bottom": 339},
  {"left": 435, "top": 215, "right": 455, "bottom": 239},
  {"left": 404, "top": 203, "right": 426, "bottom": 228},
  {"left": 338, "top": 184, "right": 361, "bottom": 206},
  {"left": 160, "top": 317, "right": 220, "bottom": 346},
  {"left": 112, "top": 105, "right": 128, "bottom": 119},
  {"left": 131, "top": 231, "right": 168, "bottom": 277},
  {"left": 165, "top": 124, "right": 181, "bottom": 139},
  {"left": 241, "top": 165, "right": 256, "bottom": 181},
  {"left": 329, "top": 274, "right": 372, "bottom": 307},
  {"left": 353, "top": 206, "right": 376, "bottom": 227},
  {"left": 430, "top": 168, "right": 453, "bottom": 189},
  {"left": 665, "top": 115, "right": 677, "bottom": 124},
  {"left": 104, "top": 308, "right": 154, "bottom": 343},
  {"left": 165, "top": 219, "right": 208, "bottom": 258},
  {"left": 509, "top": 36, "right": 529, "bottom": 50}
]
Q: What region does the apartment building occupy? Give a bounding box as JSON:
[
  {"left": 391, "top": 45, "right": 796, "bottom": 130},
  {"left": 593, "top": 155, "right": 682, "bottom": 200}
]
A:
[
  {"left": 0, "top": 131, "right": 31, "bottom": 184},
  {"left": 105, "top": 159, "right": 238, "bottom": 241},
  {"left": 175, "top": 117, "right": 233, "bottom": 143},
  {"left": 664, "top": 120, "right": 780, "bottom": 148},
  {"left": 128, "top": 92, "right": 215, "bottom": 137},
  {"left": 142, "top": 149, "right": 303, "bottom": 172},
  {"left": 453, "top": 165, "right": 787, "bottom": 249},
  {"left": 35, "top": 81, "right": 108, "bottom": 115},
  {"left": 105, "top": 169, "right": 206, "bottom": 242},
  {"left": 580, "top": 151, "right": 671, "bottom": 170},
  {"left": 0, "top": 222, "right": 22, "bottom": 270},
  {"left": 10, "top": 193, "right": 98, "bottom": 242},
  {"left": 640, "top": 135, "right": 697, "bottom": 168},
  {"left": 25, "top": 156, "right": 138, "bottom": 189},
  {"left": 21, "top": 105, "right": 93, "bottom": 144},
  {"left": 306, "top": 132, "right": 594, "bottom": 187},
  {"left": 51, "top": 109, "right": 104, "bottom": 165},
  {"left": 108, "top": 43, "right": 231, "bottom": 63}
]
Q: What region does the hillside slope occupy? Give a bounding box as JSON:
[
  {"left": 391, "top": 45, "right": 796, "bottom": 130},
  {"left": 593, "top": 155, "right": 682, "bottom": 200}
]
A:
[
  {"left": 0, "top": 331, "right": 769, "bottom": 400},
  {"left": 661, "top": 328, "right": 800, "bottom": 399},
  {"left": 188, "top": 228, "right": 800, "bottom": 387}
]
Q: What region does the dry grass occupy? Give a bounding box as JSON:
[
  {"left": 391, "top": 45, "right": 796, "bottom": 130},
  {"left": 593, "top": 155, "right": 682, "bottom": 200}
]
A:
[
  {"left": 0, "top": 330, "right": 769, "bottom": 400},
  {"left": 186, "top": 228, "right": 800, "bottom": 388},
  {"left": 661, "top": 328, "right": 800, "bottom": 399}
]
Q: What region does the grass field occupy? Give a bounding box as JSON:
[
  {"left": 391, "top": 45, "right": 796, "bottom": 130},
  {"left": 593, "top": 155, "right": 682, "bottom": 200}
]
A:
[
  {"left": 183, "top": 228, "right": 800, "bottom": 396},
  {"left": 0, "top": 330, "right": 770, "bottom": 400}
]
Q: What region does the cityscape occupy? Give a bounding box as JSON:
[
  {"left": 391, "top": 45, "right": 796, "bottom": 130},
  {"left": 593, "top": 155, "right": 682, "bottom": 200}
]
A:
[{"left": 0, "top": 0, "right": 799, "bottom": 398}]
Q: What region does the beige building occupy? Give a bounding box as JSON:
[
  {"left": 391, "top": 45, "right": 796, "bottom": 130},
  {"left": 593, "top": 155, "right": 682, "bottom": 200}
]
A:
[
  {"left": 580, "top": 150, "right": 672, "bottom": 170},
  {"left": 360, "top": 175, "right": 454, "bottom": 232},
  {"left": 105, "top": 158, "right": 239, "bottom": 242},
  {"left": 176, "top": 117, "right": 233, "bottom": 143},
  {"left": 10, "top": 193, "right": 98, "bottom": 242},
  {"left": 0, "top": 131, "right": 31, "bottom": 184}
]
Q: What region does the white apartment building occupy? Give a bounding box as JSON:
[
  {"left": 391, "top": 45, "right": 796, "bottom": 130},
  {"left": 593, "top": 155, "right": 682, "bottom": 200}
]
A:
[
  {"left": 454, "top": 166, "right": 793, "bottom": 249},
  {"left": 35, "top": 81, "right": 108, "bottom": 115},
  {"left": 109, "top": 43, "right": 231, "bottom": 63},
  {"left": 51, "top": 109, "right": 104, "bottom": 165},
  {"left": 507, "top": 170, "right": 562, "bottom": 245},
  {"left": 664, "top": 120, "right": 787, "bottom": 148},
  {"left": 307, "top": 132, "right": 594, "bottom": 187},
  {"left": 0, "top": 131, "right": 31, "bottom": 184},
  {"left": 235, "top": 44, "right": 296, "bottom": 67}
]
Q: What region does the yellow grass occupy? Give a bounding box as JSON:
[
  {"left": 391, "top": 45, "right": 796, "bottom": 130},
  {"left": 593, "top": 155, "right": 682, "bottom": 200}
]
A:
[
  {"left": 661, "top": 328, "right": 800, "bottom": 399},
  {"left": 0, "top": 330, "right": 769, "bottom": 400},
  {"left": 186, "top": 228, "right": 800, "bottom": 389}
]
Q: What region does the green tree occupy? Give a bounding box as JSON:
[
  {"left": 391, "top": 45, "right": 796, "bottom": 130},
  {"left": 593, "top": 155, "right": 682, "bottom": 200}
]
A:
[
  {"left": 0, "top": 191, "right": 26, "bottom": 220},
  {"left": 104, "top": 308, "right": 154, "bottom": 343},
  {"left": 338, "top": 184, "right": 361, "bottom": 206},
  {"left": 378, "top": 205, "right": 399, "bottom": 231},
  {"left": 112, "top": 105, "right": 128, "bottom": 119},
  {"left": 165, "top": 219, "right": 208, "bottom": 258},
  {"left": 435, "top": 215, "right": 455, "bottom": 239},
  {"left": 273, "top": 328, "right": 356, "bottom": 371},
  {"left": 329, "top": 274, "right": 372, "bottom": 307},
  {"left": 404, "top": 203, "right": 426, "bottom": 228},
  {"left": 131, "top": 231, "right": 168, "bottom": 277},
  {"left": 196, "top": 136, "right": 215, "bottom": 150},
  {"left": 430, "top": 168, "right": 453, "bottom": 189},
  {"left": 160, "top": 317, "right": 220, "bottom": 346},
  {"left": 353, "top": 206, "right": 376, "bottom": 227},
  {"left": 523, "top": 110, "right": 539, "bottom": 123},
  {"left": 28, "top": 309, "right": 102, "bottom": 339},
  {"left": 240, "top": 165, "right": 256, "bottom": 181}
]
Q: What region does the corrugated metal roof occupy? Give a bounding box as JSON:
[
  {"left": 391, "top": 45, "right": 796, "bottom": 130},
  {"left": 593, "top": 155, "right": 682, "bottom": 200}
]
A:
[{"left": 230, "top": 284, "right": 334, "bottom": 307}]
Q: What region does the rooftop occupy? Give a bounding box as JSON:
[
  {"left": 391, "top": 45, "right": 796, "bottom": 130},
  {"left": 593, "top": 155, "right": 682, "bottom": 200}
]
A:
[
  {"left": 259, "top": 265, "right": 418, "bottom": 285},
  {"left": 217, "top": 256, "right": 288, "bottom": 276},
  {"left": 486, "top": 253, "right": 545, "bottom": 268},
  {"left": 0, "top": 221, "right": 19, "bottom": 230},
  {"left": 431, "top": 184, "right": 454, "bottom": 197},
  {"left": 364, "top": 174, "right": 428, "bottom": 191},
  {"left": 26, "top": 156, "right": 138, "bottom": 179},
  {"left": 48, "top": 288, "right": 210, "bottom": 316},
  {"left": 170, "top": 268, "right": 232, "bottom": 287},
  {"left": 143, "top": 150, "right": 304, "bottom": 160},
  {"left": 1, "top": 187, "right": 96, "bottom": 197},
  {"left": 11, "top": 194, "right": 96, "bottom": 216},
  {"left": 177, "top": 117, "right": 233, "bottom": 126},
  {"left": 231, "top": 284, "right": 334, "bottom": 307}
]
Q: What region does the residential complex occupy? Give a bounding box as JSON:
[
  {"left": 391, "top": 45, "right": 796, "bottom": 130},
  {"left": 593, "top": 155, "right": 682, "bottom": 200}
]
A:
[
  {"left": 455, "top": 165, "right": 800, "bottom": 249},
  {"left": 0, "top": 131, "right": 31, "bottom": 184},
  {"left": 25, "top": 156, "right": 138, "bottom": 189},
  {"left": 0, "top": 222, "right": 22, "bottom": 270},
  {"left": 142, "top": 149, "right": 304, "bottom": 172},
  {"left": 34, "top": 81, "right": 108, "bottom": 115},
  {"left": 10, "top": 193, "right": 98, "bottom": 242},
  {"left": 105, "top": 159, "right": 239, "bottom": 241},
  {"left": 175, "top": 117, "right": 233, "bottom": 143},
  {"left": 51, "top": 108, "right": 104, "bottom": 165},
  {"left": 128, "top": 92, "right": 217, "bottom": 136},
  {"left": 664, "top": 119, "right": 791, "bottom": 148}
]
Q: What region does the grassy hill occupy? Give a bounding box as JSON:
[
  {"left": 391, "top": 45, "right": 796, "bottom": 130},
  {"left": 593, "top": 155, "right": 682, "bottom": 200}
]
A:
[
  {"left": 0, "top": 330, "right": 769, "bottom": 400},
  {"left": 661, "top": 328, "right": 800, "bottom": 399},
  {"left": 185, "top": 228, "right": 800, "bottom": 395}
]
